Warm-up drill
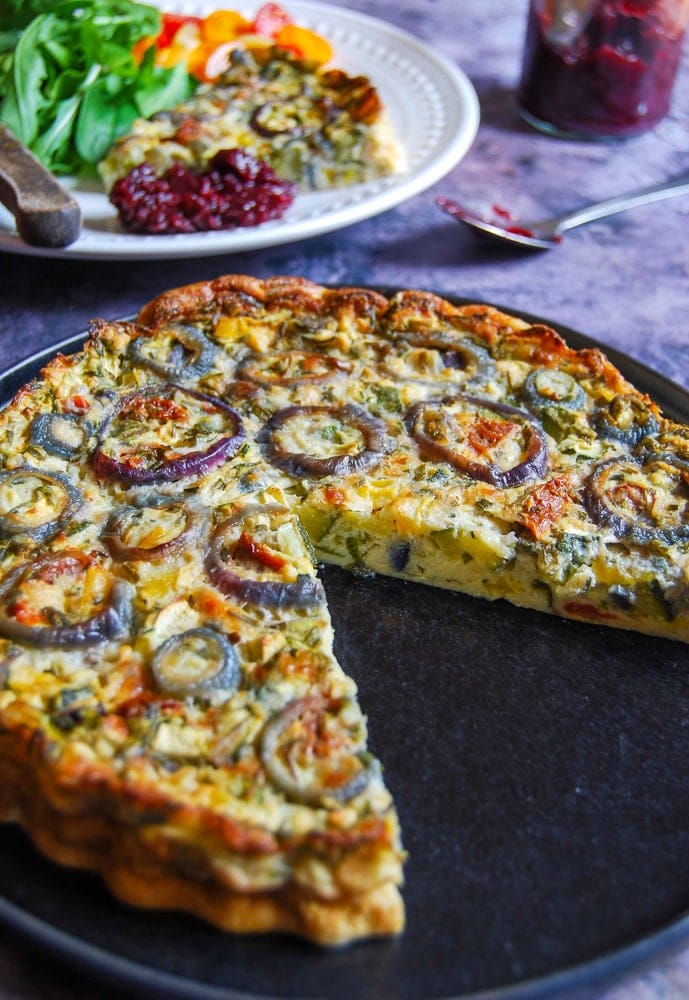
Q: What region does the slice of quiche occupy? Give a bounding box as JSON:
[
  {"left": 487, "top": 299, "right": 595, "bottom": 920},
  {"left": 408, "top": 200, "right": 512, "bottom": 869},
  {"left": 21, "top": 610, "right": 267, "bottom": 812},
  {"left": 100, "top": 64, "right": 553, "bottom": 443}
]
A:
[
  {"left": 1, "top": 275, "right": 688, "bottom": 948},
  {"left": 99, "top": 46, "right": 405, "bottom": 192},
  {"left": 0, "top": 316, "right": 404, "bottom": 946}
]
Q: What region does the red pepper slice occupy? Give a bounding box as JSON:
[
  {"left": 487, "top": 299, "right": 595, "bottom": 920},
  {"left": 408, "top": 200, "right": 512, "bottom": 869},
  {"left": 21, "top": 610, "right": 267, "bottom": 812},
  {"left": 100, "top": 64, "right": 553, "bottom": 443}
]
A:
[
  {"left": 236, "top": 531, "right": 287, "bottom": 571},
  {"left": 466, "top": 417, "right": 517, "bottom": 456},
  {"left": 206, "top": 505, "right": 324, "bottom": 610},
  {"left": 157, "top": 13, "right": 202, "bottom": 49},
  {"left": 252, "top": 2, "right": 292, "bottom": 36},
  {"left": 7, "top": 601, "right": 47, "bottom": 627}
]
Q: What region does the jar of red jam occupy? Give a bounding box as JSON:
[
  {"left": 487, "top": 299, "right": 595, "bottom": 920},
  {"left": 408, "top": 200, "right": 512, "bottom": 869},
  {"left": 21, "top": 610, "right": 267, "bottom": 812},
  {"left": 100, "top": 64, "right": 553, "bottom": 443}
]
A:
[{"left": 518, "top": 0, "right": 689, "bottom": 139}]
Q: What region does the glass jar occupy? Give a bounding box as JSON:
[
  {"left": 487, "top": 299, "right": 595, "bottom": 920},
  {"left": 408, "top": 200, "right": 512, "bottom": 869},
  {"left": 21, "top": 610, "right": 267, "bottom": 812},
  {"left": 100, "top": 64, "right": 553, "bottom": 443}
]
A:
[{"left": 518, "top": 0, "right": 689, "bottom": 139}]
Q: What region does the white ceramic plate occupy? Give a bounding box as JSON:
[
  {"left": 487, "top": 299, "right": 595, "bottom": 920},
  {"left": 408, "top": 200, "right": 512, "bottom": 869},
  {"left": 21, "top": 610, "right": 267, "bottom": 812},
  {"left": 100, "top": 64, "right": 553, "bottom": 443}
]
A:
[{"left": 0, "top": 0, "right": 479, "bottom": 260}]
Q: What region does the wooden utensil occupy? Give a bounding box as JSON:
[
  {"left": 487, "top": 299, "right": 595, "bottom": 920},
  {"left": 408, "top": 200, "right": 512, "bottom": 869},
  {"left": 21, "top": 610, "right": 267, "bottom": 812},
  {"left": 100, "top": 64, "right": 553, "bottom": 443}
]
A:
[{"left": 0, "top": 125, "right": 81, "bottom": 248}]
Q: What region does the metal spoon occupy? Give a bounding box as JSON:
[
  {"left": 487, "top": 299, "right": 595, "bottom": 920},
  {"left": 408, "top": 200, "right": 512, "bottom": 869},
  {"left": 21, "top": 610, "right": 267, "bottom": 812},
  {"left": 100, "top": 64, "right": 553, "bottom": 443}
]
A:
[{"left": 436, "top": 171, "right": 689, "bottom": 250}]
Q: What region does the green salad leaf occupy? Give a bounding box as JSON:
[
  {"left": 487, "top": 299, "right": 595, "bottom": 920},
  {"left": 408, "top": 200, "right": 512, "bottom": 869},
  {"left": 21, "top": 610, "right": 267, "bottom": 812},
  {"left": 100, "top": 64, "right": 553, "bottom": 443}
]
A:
[
  {"left": 0, "top": 0, "right": 55, "bottom": 35},
  {"left": 0, "top": 0, "right": 195, "bottom": 174}
]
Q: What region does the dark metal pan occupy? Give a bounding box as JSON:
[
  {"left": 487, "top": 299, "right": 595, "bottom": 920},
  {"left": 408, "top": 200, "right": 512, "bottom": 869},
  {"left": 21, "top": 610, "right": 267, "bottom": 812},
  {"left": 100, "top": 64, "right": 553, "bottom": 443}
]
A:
[{"left": 1, "top": 298, "right": 689, "bottom": 1000}]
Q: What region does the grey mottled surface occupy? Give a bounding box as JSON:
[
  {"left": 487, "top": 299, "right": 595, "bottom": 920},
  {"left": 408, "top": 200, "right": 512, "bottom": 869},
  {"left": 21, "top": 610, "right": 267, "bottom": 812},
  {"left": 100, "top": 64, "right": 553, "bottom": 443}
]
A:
[{"left": 1, "top": 1, "right": 689, "bottom": 997}]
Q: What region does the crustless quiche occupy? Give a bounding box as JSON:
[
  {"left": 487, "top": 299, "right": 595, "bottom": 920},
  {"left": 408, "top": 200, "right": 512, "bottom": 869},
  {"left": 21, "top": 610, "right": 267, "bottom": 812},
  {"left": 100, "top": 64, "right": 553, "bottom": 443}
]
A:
[{"left": 1, "top": 276, "right": 689, "bottom": 945}]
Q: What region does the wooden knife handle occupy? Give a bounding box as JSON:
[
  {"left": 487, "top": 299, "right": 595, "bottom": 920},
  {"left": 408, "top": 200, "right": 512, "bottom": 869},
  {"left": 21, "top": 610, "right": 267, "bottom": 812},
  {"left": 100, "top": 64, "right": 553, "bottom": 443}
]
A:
[{"left": 0, "top": 125, "right": 81, "bottom": 248}]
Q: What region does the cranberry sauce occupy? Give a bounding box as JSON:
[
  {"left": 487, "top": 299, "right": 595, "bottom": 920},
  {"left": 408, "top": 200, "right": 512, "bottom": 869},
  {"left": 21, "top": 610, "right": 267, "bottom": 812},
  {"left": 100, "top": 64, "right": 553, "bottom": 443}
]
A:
[
  {"left": 110, "top": 149, "right": 297, "bottom": 235},
  {"left": 518, "top": 1, "right": 686, "bottom": 138}
]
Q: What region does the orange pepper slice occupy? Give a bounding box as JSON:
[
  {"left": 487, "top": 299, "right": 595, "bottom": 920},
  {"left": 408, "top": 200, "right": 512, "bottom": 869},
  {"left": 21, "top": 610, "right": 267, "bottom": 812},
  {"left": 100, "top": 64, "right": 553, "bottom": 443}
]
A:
[
  {"left": 202, "top": 10, "right": 252, "bottom": 46},
  {"left": 275, "top": 24, "right": 333, "bottom": 64},
  {"left": 187, "top": 42, "right": 217, "bottom": 80},
  {"left": 132, "top": 34, "right": 156, "bottom": 63}
]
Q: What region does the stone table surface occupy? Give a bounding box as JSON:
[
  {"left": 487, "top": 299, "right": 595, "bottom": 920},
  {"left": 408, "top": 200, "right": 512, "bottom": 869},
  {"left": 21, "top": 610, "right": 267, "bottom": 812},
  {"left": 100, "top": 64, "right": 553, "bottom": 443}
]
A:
[{"left": 1, "top": 0, "right": 689, "bottom": 997}]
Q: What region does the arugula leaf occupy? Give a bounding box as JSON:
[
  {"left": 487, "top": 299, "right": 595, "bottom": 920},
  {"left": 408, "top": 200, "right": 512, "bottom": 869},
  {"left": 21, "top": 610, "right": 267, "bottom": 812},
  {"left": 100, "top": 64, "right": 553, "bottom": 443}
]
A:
[
  {"left": 76, "top": 76, "right": 138, "bottom": 163},
  {"left": 135, "top": 57, "right": 191, "bottom": 118},
  {"left": 0, "top": 0, "right": 56, "bottom": 32},
  {"left": 7, "top": 12, "right": 53, "bottom": 144},
  {"left": 33, "top": 95, "right": 81, "bottom": 167},
  {"left": 0, "top": 0, "right": 195, "bottom": 174}
]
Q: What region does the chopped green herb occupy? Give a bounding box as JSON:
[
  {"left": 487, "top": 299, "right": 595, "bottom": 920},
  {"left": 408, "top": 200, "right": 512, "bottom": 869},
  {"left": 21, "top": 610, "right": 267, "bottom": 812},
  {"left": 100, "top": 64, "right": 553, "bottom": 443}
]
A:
[{"left": 370, "top": 384, "right": 402, "bottom": 413}]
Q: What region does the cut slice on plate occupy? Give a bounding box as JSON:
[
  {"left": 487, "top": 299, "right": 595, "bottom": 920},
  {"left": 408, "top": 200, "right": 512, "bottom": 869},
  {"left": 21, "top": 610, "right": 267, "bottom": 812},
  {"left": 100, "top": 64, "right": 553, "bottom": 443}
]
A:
[{"left": 99, "top": 46, "right": 405, "bottom": 193}]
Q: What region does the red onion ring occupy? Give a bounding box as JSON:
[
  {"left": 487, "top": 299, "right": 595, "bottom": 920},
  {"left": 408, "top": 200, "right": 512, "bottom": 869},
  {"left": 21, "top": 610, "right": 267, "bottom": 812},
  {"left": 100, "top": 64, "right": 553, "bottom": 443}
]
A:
[
  {"left": 103, "top": 496, "right": 204, "bottom": 563},
  {"left": 0, "top": 557, "right": 133, "bottom": 648},
  {"left": 259, "top": 696, "right": 376, "bottom": 807},
  {"left": 406, "top": 394, "right": 549, "bottom": 489},
  {"left": 93, "top": 385, "right": 244, "bottom": 486},
  {"left": 260, "top": 404, "right": 386, "bottom": 479}
]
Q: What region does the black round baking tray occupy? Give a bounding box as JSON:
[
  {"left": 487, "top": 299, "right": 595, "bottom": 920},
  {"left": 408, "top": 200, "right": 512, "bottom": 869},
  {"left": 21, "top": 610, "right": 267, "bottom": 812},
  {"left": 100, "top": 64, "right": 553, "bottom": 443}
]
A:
[{"left": 1, "top": 296, "right": 689, "bottom": 1000}]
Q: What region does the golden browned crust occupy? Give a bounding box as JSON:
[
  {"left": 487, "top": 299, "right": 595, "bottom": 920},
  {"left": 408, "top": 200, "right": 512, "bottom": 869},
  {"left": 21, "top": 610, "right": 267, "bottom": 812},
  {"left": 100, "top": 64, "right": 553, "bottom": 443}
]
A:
[
  {"left": 0, "top": 703, "right": 397, "bottom": 857},
  {"left": 136, "top": 275, "right": 650, "bottom": 405},
  {"left": 0, "top": 725, "right": 404, "bottom": 946},
  {"left": 0, "top": 798, "right": 403, "bottom": 946},
  {"left": 137, "top": 275, "right": 389, "bottom": 329},
  {"left": 106, "top": 870, "right": 404, "bottom": 945}
]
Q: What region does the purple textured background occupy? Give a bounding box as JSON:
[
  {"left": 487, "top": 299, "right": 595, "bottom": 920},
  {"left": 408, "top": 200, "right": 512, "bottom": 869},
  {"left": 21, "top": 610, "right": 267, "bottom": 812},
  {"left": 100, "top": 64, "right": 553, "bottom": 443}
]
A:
[{"left": 1, "top": 0, "right": 689, "bottom": 996}]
